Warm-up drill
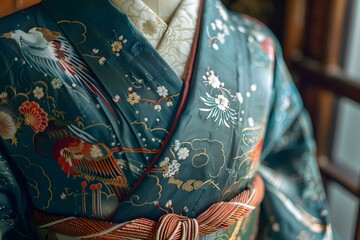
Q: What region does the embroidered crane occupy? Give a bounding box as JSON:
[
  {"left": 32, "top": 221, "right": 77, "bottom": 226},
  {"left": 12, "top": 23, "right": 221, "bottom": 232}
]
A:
[{"left": 0, "top": 27, "right": 118, "bottom": 118}]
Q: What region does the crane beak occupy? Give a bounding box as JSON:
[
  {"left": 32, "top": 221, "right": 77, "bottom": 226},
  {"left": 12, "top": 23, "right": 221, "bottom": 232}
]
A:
[{"left": 0, "top": 32, "right": 11, "bottom": 38}]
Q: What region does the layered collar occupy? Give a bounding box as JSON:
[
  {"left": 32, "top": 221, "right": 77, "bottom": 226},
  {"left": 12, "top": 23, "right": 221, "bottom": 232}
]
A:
[{"left": 111, "top": 0, "right": 200, "bottom": 79}]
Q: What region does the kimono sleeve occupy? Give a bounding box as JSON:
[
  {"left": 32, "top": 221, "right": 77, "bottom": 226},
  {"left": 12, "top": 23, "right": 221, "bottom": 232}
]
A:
[
  {"left": 0, "top": 149, "right": 34, "bottom": 239},
  {"left": 258, "top": 39, "right": 338, "bottom": 239}
]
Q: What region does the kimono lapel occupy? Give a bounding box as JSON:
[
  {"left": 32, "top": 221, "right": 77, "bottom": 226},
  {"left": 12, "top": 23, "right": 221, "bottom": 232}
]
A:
[
  {"left": 156, "top": 0, "right": 200, "bottom": 79},
  {"left": 110, "top": 0, "right": 168, "bottom": 49},
  {"left": 111, "top": 0, "right": 200, "bottom": 80}
]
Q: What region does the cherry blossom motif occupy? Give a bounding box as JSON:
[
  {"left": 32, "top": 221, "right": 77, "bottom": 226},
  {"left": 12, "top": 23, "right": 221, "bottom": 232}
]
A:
[
  {"left": 19, "top": 101, "right": 49, "bottom": 132},
  {"left": 98, "top": 57, "right": 106, "bottom": 65},
  {"left": 111, "top": 35, "right": 127, "bottom": 53},
  {"left": 60, "top": 193, "right": 67, "bottom": 200},
  {"left": 92, "top": 48, "right": 99, "bottom": 54},
  {"left": 33, "top": 86, "right": 44, "bottom": 99},
  {"left": 127, "top": 92, "right": 141, "bottom": 105},
  {"left": 0, "top": 111, "right": 17, "bottom": 140},
  {"left": 51, "top": 78, "right": 62, "bottom": 89},
  {"left": 157, "top": 86, "right": 169, "bottom": 97},
  {"left": 160, "top": 157, "right": 180, "bottom": 178},
  {"left": 216, "top": 2, "right": 229, "bottom": 21},
  {"left": 154, "top": 104, "right": 162, "bottom": 112},
  {"left": 203, "top": 70, "right": 222, "bottom": 89},
  {"left": 113, "top": 95, "right": 121, "bottom": 103},
  {"left": 177, "top": 147, "right": 189, "bottom": 160},
  {"left": 166, "top": 99, "right": 173, "bottom": 107}
]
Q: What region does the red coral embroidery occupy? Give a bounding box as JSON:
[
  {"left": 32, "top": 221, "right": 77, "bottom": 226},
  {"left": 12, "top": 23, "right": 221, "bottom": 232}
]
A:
[{"left": 19, "top": 101, "right": 49, "bottom": 132}]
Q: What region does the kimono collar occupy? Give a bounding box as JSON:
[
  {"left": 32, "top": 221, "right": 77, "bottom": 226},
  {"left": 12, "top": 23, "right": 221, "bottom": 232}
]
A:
[{"left": 111, "top": 0, "right": 200, "bottom": 79}]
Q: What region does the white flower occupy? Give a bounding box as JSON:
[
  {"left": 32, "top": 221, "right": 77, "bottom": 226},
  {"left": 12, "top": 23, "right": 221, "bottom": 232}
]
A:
[
  {"left": 154, "top": 104, "right": 162, "bottom": 112},
  {"left": 60, "top": 193, "right": 67, "bottom": 200},
  {"left": 215, "top": 95, "right": 230, "bottom": 111},
  {"left": 167, "top": 99, "right": 173, "bottom": 107},
  {"left": 216, "top": 3, "right": 229, "bottom": 21},
  {"left": 157, "top": 86, "right": 169, "bottom": 97},
  {"left": 177, "top": 147, "right": 189, "bottom": 160},
  {"left": 113, "top": 95, "right": 121, "bottom": 103},
  {"left": 99, "top": 57, "right": 106, "bottom": 65},
  {"left": 207, "top": 72, "right": 221, "bottom": 88},
  {"left": 92, "top": 48, "right": 99, "bottom": 54},
  {"left": 183, "top": 206, "right": 189, "bottom": 212},
  {"left": 90, "top": 145, "right": 103, "bottom": 158},
  {"left": 33, "top": 86, "right": 44, "bottom": 99},
  {"left": 212, "top": 43, "right": 219, "bottom": 50},
  {"left": 51, "top": 78, "right": 62, "bottom": 89},
  {"left": 160, "top": 158, "right": 180, "bottom": 178},
  {"left": 236, "top": 92, "right": 243, "bottom": 104},
  {"left": 217, "top": 32, "right": 226, "bottom": 44},
  {"left": 0, "top": 112, "right": 17, "bottom": 140},
  {"left": 215, "top": 19, "right": 224, "bottom": 30},
  {"left": 174, "top": 140, "right": 181, "bottom": 152},
  {"left": 165, "top": 200, "right": 173, "bottom": 208}
]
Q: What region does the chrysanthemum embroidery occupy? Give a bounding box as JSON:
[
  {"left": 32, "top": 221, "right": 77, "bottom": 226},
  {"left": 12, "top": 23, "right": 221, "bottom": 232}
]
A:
[{"left": 199, "top": 69, "right": 238, "bottom": 128}]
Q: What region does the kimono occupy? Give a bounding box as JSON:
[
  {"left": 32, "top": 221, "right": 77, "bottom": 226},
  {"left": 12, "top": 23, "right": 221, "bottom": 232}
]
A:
[{"left": 0, "top": 0, "right": 336, "bottom": 239}]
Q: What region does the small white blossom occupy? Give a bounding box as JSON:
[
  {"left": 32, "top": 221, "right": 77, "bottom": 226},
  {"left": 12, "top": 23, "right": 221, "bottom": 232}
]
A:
[
  {"left": 165, "top": 200, "right": 173, "bottom": 208},
  {"left": 113, "top": 95, "right": 121, "bottom": 103},
  {"left": 157, "top": 86, "right": 169, "bottom": 97},
  {"left": 177, "top": 147, "right": 189, "bottom": 160},
  {"left": 33, "top": 86, "right": 44, "bottom": 99},
  {"left": 154, "top": 104, "right": 162, "bottom": 112},
  {"left": 167, "top": 99, "right": 173, "bottom": 107},
  {"left": 51, "top": 78, "right": 62, "bottom": 89},
  {"left": 92, "top": 48, "right": 99, "bottom": 54}
]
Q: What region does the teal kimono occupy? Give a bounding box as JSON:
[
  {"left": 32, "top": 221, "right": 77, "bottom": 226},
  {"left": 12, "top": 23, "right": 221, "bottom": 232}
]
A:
[{"left": 0, "top": 0, "right": 336, "bottom": 239}]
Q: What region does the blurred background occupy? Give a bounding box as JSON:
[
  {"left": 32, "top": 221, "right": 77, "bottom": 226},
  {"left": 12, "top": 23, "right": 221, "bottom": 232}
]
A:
[{"left": 222, "top": 0, "right": 360, "bottom": 239}]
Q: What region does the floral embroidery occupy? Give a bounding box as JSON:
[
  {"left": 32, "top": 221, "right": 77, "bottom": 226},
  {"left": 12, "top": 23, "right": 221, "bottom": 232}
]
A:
[
  {"left": 51, "top": 78, "right": 62, "bottom": 89},
  {"left": 0, "top": 112, "right": 17, "bottom": 140},
  {"left": 143, "top": 20, "right": 158, "bottom": 36},
  {"left": 19, "top": 101, "right": 49, "bottom": 132},
  {"left": 124, "top": 76, "right": 178, "bottom": 112},
  {"left": 154, "top": 104, "right": 162, "bottom": 112},
  {"left": 33, "top": 86, "right": 44, "bottom": 99},
  {"left": 113, "top": 95, "right": 121, "bottom": 103},
  {"left": 177, "top": 147, "right": 189, "bottom": 160},
  {"left": 84, "top": 34, "right": 127, "bottom": 65},
  {"left": 157, "top": 86, "right": 169, "bottom": 97},
  {"left": 111, "top": 35, "right": 127, "bottom": 54},
  {"left": 207, "top": 2, "right": 231, "bottom": 51},
  {"left": 127, "top": 92, "right": 141, "bottom": 105},
  {"left": 160, "top": 157, "right": 180, "bottom": 178},
  {"left": 199, "top": 69, "right": 241, "bottom": 127}
]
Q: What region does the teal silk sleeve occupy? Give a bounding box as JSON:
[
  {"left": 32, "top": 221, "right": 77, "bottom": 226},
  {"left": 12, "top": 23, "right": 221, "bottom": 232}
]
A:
[
  {"left": 0, "top": 149, "right": 34, "bottom": 239},
  {"left": 259, "top": 40, "right": 337, "bottom": 239}
]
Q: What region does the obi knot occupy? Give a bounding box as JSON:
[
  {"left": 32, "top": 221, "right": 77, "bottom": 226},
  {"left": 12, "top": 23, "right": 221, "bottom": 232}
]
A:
[{"left": 155, "top": 213, "right": 199, "bottom": 240}]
